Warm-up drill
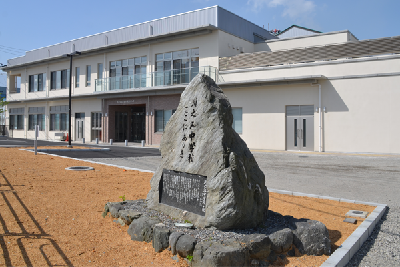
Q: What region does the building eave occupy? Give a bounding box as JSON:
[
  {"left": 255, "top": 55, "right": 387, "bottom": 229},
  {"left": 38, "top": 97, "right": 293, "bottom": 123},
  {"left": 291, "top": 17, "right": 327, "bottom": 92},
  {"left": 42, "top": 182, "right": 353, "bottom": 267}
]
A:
[
  {"left": 1, "top": 26, "right": 216, "bottom": 71},
  {"left": 218, "top": 75, "right": 325, "bottom": 88}
]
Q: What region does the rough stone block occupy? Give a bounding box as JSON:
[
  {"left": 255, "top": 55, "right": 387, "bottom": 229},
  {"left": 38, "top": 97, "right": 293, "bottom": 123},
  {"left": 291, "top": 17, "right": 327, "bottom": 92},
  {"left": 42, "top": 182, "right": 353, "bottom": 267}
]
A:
[
  {"left": 152, "top": 227, "right": 171, "bottom": 252},
  {"left": 118, "top": 210, "right": 142, "bottom": 225},
  {"left": 241, "top": 234, "right": 271, "bottom": 260},
  {"left": 269, "top": 228, "right": 293, "bottom": 254},
  {"left": 192, "top": 240, "right": 249, "bottom": 267},
  {"left": 127, "top": 216, "right": 161, "bottom": 242},
  {"left": 291, "top": 220, "right": 331, "bottom": 256},
  {"left": 169, "top": 232, "right": 185, "bottom": 255},
  {"left": 176, "top": 234, "right": 196, "bottom": 258}
]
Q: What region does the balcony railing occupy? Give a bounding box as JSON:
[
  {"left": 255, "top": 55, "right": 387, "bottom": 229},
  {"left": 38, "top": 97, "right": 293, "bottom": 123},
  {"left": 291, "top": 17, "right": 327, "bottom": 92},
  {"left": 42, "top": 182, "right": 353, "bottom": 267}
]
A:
[{"left": 95, "top": 66, "right": 219, "bottom": 92}]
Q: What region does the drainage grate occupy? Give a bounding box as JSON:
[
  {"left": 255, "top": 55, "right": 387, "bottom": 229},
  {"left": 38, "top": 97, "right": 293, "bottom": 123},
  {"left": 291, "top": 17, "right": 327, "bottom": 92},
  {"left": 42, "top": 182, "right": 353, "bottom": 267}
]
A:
[{"left": 65, "top": 166, "right": 94, "bottom": 171}]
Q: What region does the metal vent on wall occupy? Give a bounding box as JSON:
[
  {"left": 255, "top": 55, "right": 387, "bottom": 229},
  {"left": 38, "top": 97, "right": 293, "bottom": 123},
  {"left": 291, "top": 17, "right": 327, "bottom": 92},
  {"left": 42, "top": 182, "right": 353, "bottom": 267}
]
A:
[
  {"left": 300, "top": 105, "right": 314, "bottom": 116},
  {"left": 286, "top": 106, "right": 300, "bottom": 116},
  {"left": 286, "top": 105, "right": 314, "bottom": 116}
]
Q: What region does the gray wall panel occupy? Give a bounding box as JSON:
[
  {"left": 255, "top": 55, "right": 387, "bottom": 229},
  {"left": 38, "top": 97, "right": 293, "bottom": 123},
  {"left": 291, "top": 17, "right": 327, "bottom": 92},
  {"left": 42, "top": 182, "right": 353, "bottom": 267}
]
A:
[
  {"left": 217, "top": 7, "right": 276, "bottom": 43},
  {"left": 7, "top": 6, "right": 274, "bottom": 68}
]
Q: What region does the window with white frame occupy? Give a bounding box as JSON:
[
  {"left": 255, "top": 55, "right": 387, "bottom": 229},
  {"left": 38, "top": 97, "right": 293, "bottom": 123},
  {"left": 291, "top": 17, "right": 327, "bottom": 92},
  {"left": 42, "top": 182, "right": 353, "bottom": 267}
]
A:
[
  {"left": 97, "top": 63, "right": 103, "bottom": 79},
  {"left": 155, "top": 48, "right": 199, "bottom": 86},
  {"left": 91, "top": 112, "right": 102, "bottom": 140},
  {"left": 9, "top": 75, "right": 21, "bottom": 94},
  {"left": 29, "top": 73, "right": 46, "bottom": 92},
  {"left": 75, "top": 67, "right": 80, "bottom": 88},
  {"left": 28, "top": 107, "right": 45, "bottom": 131},
  {"left": 109, "top": 56, "right": 147, "bottom": 89},
  {"left": 50, "top": 70, "right": 70, "bottom": 90},
  {"left": 155, "top": 109, "right": 176, "bottom": 132},
  {"left": 50, "top": 105, "right": 69, "bottom": 131},
  {"left": 9, "top": 108, "right": 24, "bottom": 130},
  {"left": 232, "top": 108, "right": 242, "bottom": 134},
  {"left": 86, "top": 65, "right": 91, "bottom": 86}
]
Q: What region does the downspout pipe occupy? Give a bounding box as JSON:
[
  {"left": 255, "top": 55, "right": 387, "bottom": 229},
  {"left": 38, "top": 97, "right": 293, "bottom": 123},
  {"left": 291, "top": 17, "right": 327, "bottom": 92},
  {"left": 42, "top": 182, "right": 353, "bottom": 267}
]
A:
[{"left": 311, "top": 82, "right": 322, "bottom": 152}]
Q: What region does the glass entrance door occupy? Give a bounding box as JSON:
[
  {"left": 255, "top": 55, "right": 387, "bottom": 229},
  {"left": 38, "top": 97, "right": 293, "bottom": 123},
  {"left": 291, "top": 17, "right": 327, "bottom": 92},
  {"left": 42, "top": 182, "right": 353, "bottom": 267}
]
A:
[
  {"left": 75, "top": 113, "right": 85, "bottom": 141},
  {"left": 130, "top": 106, "right": 146, "bottom": 142},
  {"left": 286, "top": 106, "right": 314, "bottom": 151},
  {"left": 115, "top": 112, "right": 128, "bottom": 142}
]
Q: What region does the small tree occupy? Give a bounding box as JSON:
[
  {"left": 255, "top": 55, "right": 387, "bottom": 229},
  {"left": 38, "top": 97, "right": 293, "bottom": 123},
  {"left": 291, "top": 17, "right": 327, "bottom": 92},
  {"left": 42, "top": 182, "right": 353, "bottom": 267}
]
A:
[{"left": 0, "top": 97, "right": 8, "bottom": 125}]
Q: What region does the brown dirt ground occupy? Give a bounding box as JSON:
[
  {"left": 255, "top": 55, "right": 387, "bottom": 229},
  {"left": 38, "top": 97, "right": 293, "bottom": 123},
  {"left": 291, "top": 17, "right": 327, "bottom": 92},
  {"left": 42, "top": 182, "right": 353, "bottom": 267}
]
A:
[{"left": 0, "top": 147, "right": 375, "bottom": 266}]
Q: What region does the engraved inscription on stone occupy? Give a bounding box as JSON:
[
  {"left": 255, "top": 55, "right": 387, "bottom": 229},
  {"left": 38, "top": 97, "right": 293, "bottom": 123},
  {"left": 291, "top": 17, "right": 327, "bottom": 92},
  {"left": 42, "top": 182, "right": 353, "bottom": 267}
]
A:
[
  {"left": 180, "top": 98, "right": 197, "bottom": 163},
  {"left": 159, "top": 169, "right": 207, "bottom": 216}
]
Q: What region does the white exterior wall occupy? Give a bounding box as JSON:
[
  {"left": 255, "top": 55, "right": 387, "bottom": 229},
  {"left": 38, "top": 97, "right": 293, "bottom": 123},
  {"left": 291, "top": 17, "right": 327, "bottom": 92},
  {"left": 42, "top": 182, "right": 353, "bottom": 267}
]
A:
[
  {"left": 5, "top": 30, "right": 222, "bottom": 142},
  {"left": 218, "top": 31, "right": 255, "bottom": 57},
  {"left": 221, "top": 56, "right": 400, "bottom": 153},
  {"left": 225, "top": 84, "right": 319, "bottom": 150},
  {"left": 323, "top": 76, "right": 400, "bottom": 153},
  {"left": 8, "top": 98, "right": 101, "bottom": 141},
  {"left": 254, "top": 31, "right": 351, "bottom": 52},
  {"left": 6, "top": 30, "right": 220, "bottom": 103}
]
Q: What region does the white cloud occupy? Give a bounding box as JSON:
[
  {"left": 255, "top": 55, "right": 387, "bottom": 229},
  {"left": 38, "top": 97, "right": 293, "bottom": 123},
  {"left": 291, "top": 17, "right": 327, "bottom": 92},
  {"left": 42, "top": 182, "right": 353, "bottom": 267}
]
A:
[{"left": 248, "top": 0, "right": 316, "bottom": 22}]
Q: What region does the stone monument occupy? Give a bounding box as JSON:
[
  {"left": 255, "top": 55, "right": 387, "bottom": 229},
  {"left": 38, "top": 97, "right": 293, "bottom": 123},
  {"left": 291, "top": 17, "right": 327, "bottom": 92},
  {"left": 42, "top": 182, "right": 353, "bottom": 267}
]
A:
[{"left": 146, "top": 74, "right": 269, "bottom": 230}]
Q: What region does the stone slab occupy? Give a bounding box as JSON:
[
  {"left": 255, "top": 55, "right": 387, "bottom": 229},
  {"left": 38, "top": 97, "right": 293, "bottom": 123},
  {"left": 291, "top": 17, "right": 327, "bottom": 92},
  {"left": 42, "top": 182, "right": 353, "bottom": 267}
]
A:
[
  {"left": 345, "top": 210, "right": 368, "bottom": 218},
  {"left": 159, "top": 169, "right": 207, "bottom": 216},
  {"left": 343, "top": 218, "right": 357, "bottom": 224}
]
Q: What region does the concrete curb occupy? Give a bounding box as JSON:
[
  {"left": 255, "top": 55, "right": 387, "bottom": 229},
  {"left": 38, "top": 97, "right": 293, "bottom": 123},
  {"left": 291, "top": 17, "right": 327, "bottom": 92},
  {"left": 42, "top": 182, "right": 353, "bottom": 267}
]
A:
[
  {"left": 20, "top": 149, "right": 154, "bottom": 173},
  {"left": 24, "top": 148, "right": 111, "bottom": 152},
  {"left": 269, "top": 188, "right": 387, "bottom": 267}
]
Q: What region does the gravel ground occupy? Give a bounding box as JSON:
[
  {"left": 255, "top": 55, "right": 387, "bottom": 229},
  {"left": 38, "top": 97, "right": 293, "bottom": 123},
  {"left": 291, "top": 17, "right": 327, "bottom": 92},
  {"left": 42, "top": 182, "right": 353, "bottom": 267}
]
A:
[
  {"left": 84, "top": 151, "right": 400, "bottom": 266},
  {"left": 346, "top": 206, "right": 400, "bottom": 267}
]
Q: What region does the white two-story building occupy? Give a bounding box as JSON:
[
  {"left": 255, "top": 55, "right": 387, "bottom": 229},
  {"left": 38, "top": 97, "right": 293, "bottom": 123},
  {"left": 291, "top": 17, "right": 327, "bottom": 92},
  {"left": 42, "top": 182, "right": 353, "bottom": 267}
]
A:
[{"left": 2, "top": 6, "right": 400, "bottom": 154}]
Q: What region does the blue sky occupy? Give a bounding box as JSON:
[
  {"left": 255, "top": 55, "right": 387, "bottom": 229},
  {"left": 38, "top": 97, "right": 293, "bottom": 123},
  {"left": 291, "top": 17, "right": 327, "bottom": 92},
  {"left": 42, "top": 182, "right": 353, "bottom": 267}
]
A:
[{"left": 1, "top": 0, "right": 399, "bottom": 86}]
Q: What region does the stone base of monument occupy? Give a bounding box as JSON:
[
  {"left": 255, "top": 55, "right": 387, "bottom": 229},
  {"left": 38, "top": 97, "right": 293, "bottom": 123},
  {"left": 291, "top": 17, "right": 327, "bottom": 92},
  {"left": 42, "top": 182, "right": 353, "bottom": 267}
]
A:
[{"left": 103, "top": 200, "right": 331, "bottom": 266}]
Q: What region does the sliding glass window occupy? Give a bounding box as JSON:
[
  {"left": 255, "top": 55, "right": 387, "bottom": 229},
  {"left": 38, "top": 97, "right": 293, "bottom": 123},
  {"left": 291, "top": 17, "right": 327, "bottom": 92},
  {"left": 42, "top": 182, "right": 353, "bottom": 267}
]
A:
[
  {"left": 232, "top": 108, "right": 243, "bottom": 134},
  {"left": 155, "top": 109, "right": 176, "bottom": 132},
  {"left": 50, "top": 70, "right": 69, "bottom": 90},
  {"left": 86, "top": 65, "right": 91, "bottom": 86},
  {"left": 155, "top": 48, "right": 199, "bottom": 86},
  {"left": 29, "top": 73, "right": 46, "bottom": 92},
  {"left": 75, "top": 67, "right": 80, "bottom": 87},
  {"left": 49, "top": 105, "right": 69, "bottom": 131},
  {"left": 109, "top": 56, "right": 147, "bottom": 89}
]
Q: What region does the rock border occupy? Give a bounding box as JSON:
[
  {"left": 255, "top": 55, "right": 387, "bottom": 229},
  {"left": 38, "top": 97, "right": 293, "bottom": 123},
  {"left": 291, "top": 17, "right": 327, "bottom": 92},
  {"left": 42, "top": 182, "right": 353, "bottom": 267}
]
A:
[
  {"left": 104, "top": 200, "right": 332, "bottom": 266},
  {"left": 268, "top": 189, "right": 387, "bottom": 267},
  {"left": 22, "top": 149, "right": 388, "bottom": 266}
]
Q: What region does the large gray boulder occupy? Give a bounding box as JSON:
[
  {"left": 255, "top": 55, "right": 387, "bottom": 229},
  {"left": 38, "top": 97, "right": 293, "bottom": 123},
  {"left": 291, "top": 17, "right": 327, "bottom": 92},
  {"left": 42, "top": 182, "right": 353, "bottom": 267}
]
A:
[
  {"left": 146, "top": 74, "right": 269, "bottom": 230},
  {"left": 291, "top": 220, "right": 331, "bottom": 256},
  {"left": 127, "top": 216, "right": 161, "bottom": 242}
]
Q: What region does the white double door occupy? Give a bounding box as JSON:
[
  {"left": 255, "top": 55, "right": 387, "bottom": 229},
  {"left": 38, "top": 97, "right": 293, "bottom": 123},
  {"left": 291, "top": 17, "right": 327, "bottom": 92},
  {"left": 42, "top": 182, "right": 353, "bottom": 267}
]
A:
[{"left": 286, "top": 105, "right": 314, "bottom": 151}]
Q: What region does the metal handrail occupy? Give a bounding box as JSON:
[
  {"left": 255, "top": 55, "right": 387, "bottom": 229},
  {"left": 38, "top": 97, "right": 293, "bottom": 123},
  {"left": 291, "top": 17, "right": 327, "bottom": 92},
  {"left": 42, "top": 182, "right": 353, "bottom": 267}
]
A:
[{"left": 94, "top": 66, "right": 219, "bottom": 92}]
